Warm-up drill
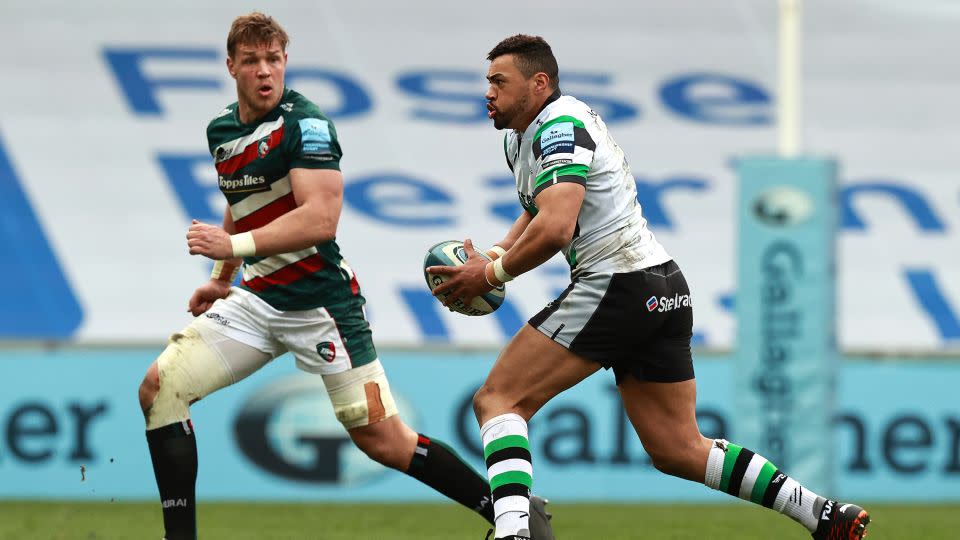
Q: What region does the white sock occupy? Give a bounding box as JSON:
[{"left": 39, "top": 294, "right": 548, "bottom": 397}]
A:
[
  {"left": 704, "top": 439, "right": 825, "bottom": 533},
  {"left": 774, "top": 480, "right": 824, "bottom": 532},
  {"left": 481, "top": 413, "right": 532, "bottom": 538}
]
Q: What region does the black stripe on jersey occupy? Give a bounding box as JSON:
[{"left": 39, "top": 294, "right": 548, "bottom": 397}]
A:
[
  {"left": 532, "top": 174, "right": 587, "bottom": 197},
  {"left": 532, "top": 126, "right": 596, "bottom": 160},
  {"left": 761, "top": 470, "right": 787, "bottom": 508},
  {"left": 485, "top": 446, "right": 532, "bottom": 469},
  {"left": 503, "top": 134, "right": 514, "bottom": 173},
  {"left": 725, "top": 448, "right": 756, "bottom": 497}
]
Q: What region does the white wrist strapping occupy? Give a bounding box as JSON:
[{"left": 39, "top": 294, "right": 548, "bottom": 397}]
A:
[
  {"left": 484, "top": 263, "right": 499, "bottom": 288},
  {"left": 488, "top": 245, "right": 507, "bottom": 259},
  {"left": 230, "top": 232, "right": 257, "bottom": 258},
  {"left": 493, "top": 257, "right": 514, "bottom": 283},
  {"left": 210, "top": 260, "right": 241, "bottom": 282}
]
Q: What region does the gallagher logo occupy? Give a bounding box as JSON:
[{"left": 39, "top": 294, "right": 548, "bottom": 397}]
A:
[
  {"left": 752, "top": 186, "right": 814, "bottom": 227},
  {"left": 233, "top": 375, "right": 416, "bottom": 485},
  {"left": 646, "top": 296, "right": 659, "bottom": 312}
]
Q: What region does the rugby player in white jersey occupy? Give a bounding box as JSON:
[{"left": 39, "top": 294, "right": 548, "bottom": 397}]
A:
[
  {"left": 136, "top": 15, "right": 553, "bottom": 540},
  {"left": 429, "top": 34, "right": 869, "bottom": 540}
]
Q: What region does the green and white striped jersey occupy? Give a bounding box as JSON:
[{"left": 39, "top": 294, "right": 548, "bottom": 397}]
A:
[
  {"left": 504, "top": 94, "right": 671, "bottom": 276},
  {"left": 207, "top": 88, "right": 365, "bottom": 311}
]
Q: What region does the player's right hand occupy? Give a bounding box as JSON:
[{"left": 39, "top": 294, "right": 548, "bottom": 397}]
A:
[{"left": 187, "top": 279, "right": 232, "bottom": 316}]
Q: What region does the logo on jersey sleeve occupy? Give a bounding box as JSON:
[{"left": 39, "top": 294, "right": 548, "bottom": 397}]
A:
[
  {"left": 540, "top": 121, "right": 575, "bottom": 157},
  {"left": 299, "top": 118, "right": 333, "bottom": 160}
]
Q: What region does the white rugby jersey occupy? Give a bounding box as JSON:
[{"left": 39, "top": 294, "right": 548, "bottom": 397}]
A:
[{"left": 504, "top": 94, "right": 671, "bottom": 276}]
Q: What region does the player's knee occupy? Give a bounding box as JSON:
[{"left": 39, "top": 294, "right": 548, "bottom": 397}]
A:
[
  {"left": 323, "top": 361, "right": 399, "bottom": 431},
  {"left": 138, "top": 363, "right": 160, "bottom": 415},
  {"left": 472, "top": 384, "right": 493, "bottom": 419},
  {"left": 144, "top": 327, "right": 232, "bottom": 430},
  {"left": 473, "top": 383, "right": 527, "bottom": 420},
  {"left": 645, "top": 437, "right": 706, "bottom": 478},
  {"left": 648, "top": 447, "right": 686, "bottom": 476},
  {"left": 348, "top": 421, "right": 411, "bottom": 470},
  {"left": 354, "top": 434, "right": 403, "bottom": 468}
]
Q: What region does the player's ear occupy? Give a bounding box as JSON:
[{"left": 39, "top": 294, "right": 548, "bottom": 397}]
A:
[
  {"left": 226, "top": 56, "right": 236, "bottom": 78},
  {"left": 533, "top": 72, "right": 550, "bottom": 93}
]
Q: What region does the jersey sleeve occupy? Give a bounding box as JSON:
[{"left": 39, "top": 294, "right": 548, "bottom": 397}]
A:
[
  {"left": 285, "top": 113, "right": 343, "bottom": 171},
  {"left": 531, "top": 114, "right": 596, "bottom": 197}
]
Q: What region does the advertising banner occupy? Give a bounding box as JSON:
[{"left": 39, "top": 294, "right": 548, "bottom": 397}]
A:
[
  {"left": 0, "top": 349, "right": 957, "bottom": 502},
  {"left": 1, "top": 1, "right": 958, "bottom": 351},
  {"left": 735, "top": 157, "right": 836, "bottom": 492}
]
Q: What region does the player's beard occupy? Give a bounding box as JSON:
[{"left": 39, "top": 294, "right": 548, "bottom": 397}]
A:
[{"left": 493, "top": 93, "right": 530, "bottom": 130}]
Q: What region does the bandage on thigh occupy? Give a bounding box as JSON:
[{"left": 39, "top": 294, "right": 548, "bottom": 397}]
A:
[
  {"left": 321, "top": 360, "right": 399, "bottom": 429},
  {"left": 146, "top": 325, "right": 271, "bottom": 430}
]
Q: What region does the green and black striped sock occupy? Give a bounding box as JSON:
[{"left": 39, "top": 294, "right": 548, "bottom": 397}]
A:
[
  {"left": 481, "top": 413, "right": 532, "bottom": 538},
  {"left": 704, "top": 439, "right": 825, "bottom": 531}
]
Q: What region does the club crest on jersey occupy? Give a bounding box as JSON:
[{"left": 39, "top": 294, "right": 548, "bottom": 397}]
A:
[
  {"left": 258, "top": 137, "right": 271, "bottom": 158},
  {"left": 316, "top": 341, "right": 337, "bottom": 363}
]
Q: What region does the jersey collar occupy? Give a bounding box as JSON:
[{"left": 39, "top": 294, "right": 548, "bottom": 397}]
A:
[{"left": 520, "top": 89, "right": 563, "bottom": 139}]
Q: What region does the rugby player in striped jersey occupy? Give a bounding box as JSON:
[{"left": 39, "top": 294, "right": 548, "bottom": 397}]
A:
[{"left": 136, "top": 14, "right": 553, "bottom": 540}]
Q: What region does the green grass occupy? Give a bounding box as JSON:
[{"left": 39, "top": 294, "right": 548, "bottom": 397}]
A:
[{"left": 0, "top": 501, "right": 955, "bottom": 539}]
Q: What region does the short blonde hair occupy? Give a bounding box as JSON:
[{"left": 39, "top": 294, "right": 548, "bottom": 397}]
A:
[{"left": 226, "top": 12, "right": 289, "bottom": 58}]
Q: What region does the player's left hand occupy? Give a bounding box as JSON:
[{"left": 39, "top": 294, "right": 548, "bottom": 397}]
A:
[
  {"left": 428, "top": 238, "right": 493, "bottom": 307},
  {"left": 186, "top": 219, "right": 233, "bottom": 260}
]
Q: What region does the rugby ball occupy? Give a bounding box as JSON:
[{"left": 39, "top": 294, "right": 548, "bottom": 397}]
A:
[{"left": 423, "top": 240, "right": 506, "bottom": 316}]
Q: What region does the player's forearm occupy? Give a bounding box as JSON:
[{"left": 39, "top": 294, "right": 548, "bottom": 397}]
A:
[
  {"left": 245, "top": 201, "right": 340, "bottom": 256},
  {"left": 493, "top": 211, "right": 533, "bottom": 252},
  {"left": 493, "top": 212, "right": 569, "bottom": 279}
]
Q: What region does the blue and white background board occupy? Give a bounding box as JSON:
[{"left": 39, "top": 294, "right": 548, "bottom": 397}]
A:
[
  {"left": 735, "top": 157, "right": 837, "bottom": 493},
  {"left": 1, "top": 1, "right": 959, "bottom": 351},
  {"left": 0, "top": 349, "right": 958, "bottom": 502}
]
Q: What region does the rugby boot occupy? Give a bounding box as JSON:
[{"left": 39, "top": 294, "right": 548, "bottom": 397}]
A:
[
  {"left": 528, "top": 495, "right": 555, "bottom": 540},
  {"left": 812, "top": 500, "right": 870, "bottom": 540},
  {"left": 485, "top": 529, "right": 531, "bottom": 540}
]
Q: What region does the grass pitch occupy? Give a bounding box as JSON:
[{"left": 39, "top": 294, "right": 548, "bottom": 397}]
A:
[{"left": 0, "top": 501, "right": 955, "bottom": 539}]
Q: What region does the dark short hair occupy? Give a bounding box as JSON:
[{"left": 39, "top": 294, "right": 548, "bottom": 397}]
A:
[{"left": 487, "top": 34, "right": 559, "bottom": 89}]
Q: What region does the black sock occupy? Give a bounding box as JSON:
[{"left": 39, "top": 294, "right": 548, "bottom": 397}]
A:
[
  {"left": 146, "top": 420, "right": 198, "bottom": 540},
  {"left": 405, "top": 433, "right": 495, "bottom": 524}
]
